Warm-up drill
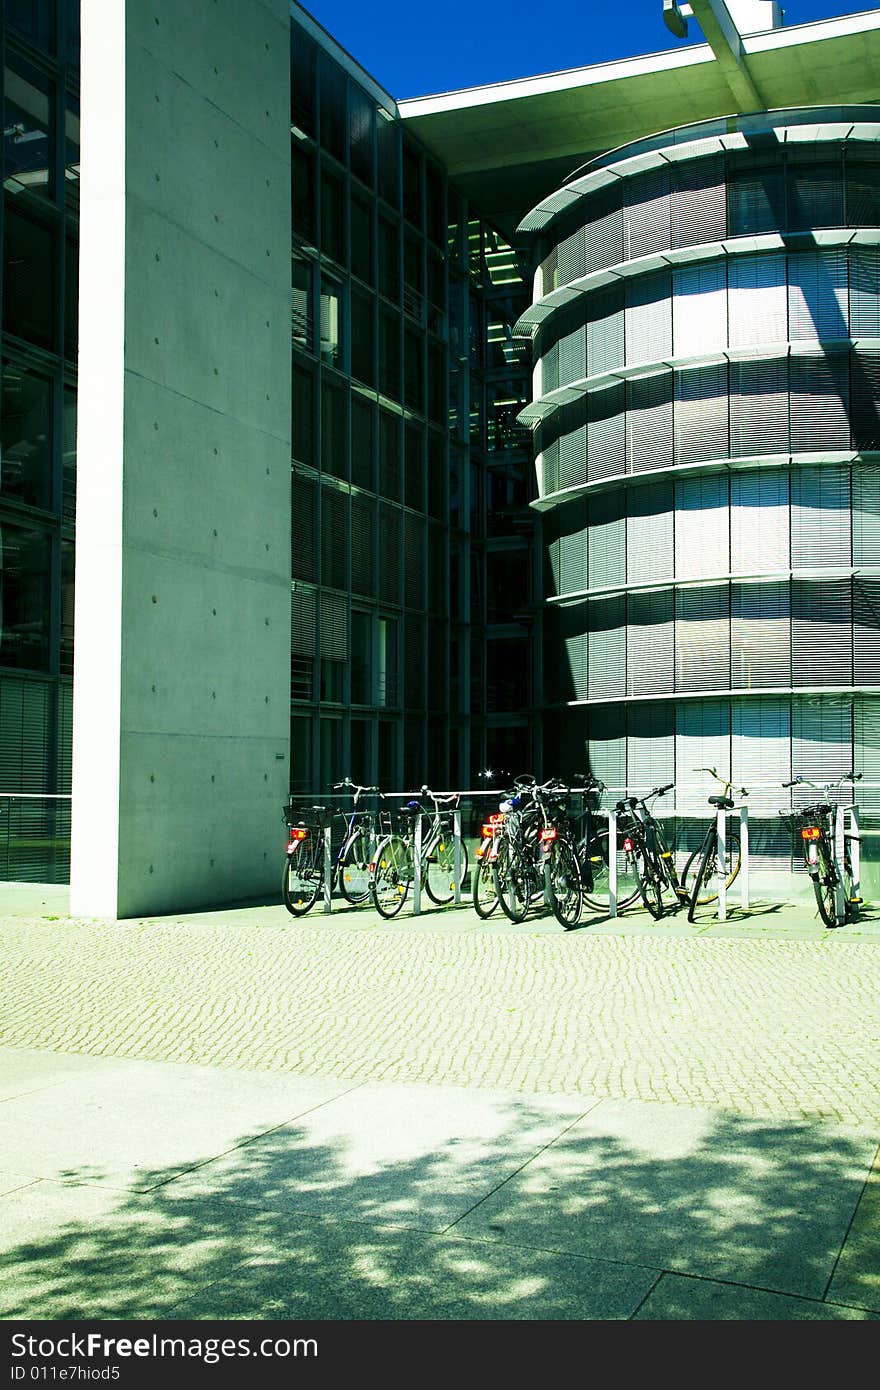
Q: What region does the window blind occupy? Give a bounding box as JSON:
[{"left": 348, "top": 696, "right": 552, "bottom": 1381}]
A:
[
  {"left": 731, "top": 580, "right": 790, "bottom": 689},
  {"left": 791, "top": 465, "right": 851, "bottom": 569},
  {"left": 791, "top": 578, "right": 853, "bottom": 687},
  {"left": 673, "top": 262, "right": 727, "bottom": 357},
  {"left": 625, "top": 274, "right": 672, "bottom": 366},
  {"left": 626, "top": 589, "right": 674, "bottom": 696},
  {"left": 675, "top": 583, "right": 730, "bottom": 691},
  {"left": 627, "top": 481, "right": 673, "bottom": 584},
  {"left": 788, "top": 250, "right": 849, "bottom": 342},
  {"left": 730, "top": 468, "right": 790, "bottom": 573},
  {"left": 674, "top": 474, "right": 730, "bottom": 580},
  {"left": 728, "top": 253, "right": 787, "bottom": 348},
  {"left": 729, "top": 357, "right": 789, "bottom": 459},
  {"left": 626, "top": 371, "right": 674, "bottom": 475}
]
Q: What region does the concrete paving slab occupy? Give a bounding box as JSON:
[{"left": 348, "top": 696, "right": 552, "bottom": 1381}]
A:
[
  {"left": 0, "top": 1170, "right": 39, "bottom": 1198},
  {"left": 634, "top": 1270, "right": 878, "bottom": 1320},
  {"left": 0, "top": 1052, "right": 360, "bottom": 1191},
  {"left": 826, "top": 1151, "right": 880, "bottom": 1314},
  {"left": 0, "top": 1046, "right": 127, "bottom": 1101},
  {"left": 165, "top": 1227, "right": 662, "bottom": 1321},
  {"left": 164, "top": 1082, "right": 598, "bottom": 1228},
  {"left": 454, "top": 1096, "right": 880, "bottom": 1301}
]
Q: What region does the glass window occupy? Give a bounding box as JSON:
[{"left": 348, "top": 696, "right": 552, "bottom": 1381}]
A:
[
  {"left": 405, "top": 423, "right": 424, "bottom": 512},
  {"left": 1, "top": 361, "right": 52, "bottom": 509},
  {"left": 404, "top": 325, "right": 423, "bottom": 414},
  {"left": 3, "top": 204, "right": 56, "bottom": 350},
  {"left": 350, "top": 717, "right": 370, "bottom": 782},
  {"left": 349, "top": 87, "right": 375, "bottom": 188},
  {"left": 426, "top": 164, "right": 444, "bottom": 247},
  {"left": 320, "top": 168, "right": 345, "bottom": 264},
  {"left": 291, "top": 143, "right": 316, "bottom": 245},
  {"left": 60, "top": 536, "right": 74, "bottom": 676},
  {"left": 486, "top": 639, "right": 529, "bottom": 711},
  {"left": 379, "top": 410, "right": 401, "bottom": 500},
  {"left": 292, "top": 364, "right": 315, "bottom": 468},
  {"left": 320, "top": 377, "right": 347, "bottom": 481},
  {"left": 5, "top": 1, "right": 55, "bottom": 55},
  {"left": 290, "top": 716, "right": 313, "bottom": 794},
  {"left": 378, "top": 113, "right": 399, "bottom": 208},
  {"left": 62, "top": 386, "right": 76, "bottom": 524},
  {"left": 319, "top": 53, "right": 346, "bottom": 162},
  {"left": 484, "top": 227, "right": 522, "bottom": 288},
  {"left": 319, "top": 277, "right": 342, "bottom": 366},
  {"left": 377, "top": 618, "right": 399, "bottom": 706},
  {"left": 65, "top": 94, "right": 79, "bottom": 223},
  {"left": 64, "top": 236, "right": 78, "bottom": 361},
  {"left": 427, "top": 342, "right": 445, "bottom": 427},
  {"left": 403, "top": 236, "right": 423, "bottom": 322},
  {"left": 487, "top": 548, "right": 530, "bottom": 623},
  {"left": 291, "top": 257, "right": 314, "bottom": 353},
  {"left": 378, "top": 217, "right": 400, "bottom": 302},
  {"left": 0, "top": 520, "right": 51, "bottom": 671},
  {"left": 487, "top": 380, "right": 529, "bottom": 452},
  {"left": 350, "top": 194, "right": 373, "bottom": 285},
  {"left": 487, "top": 296, "right": 529, "bottom": 369},
  {"left": 4, "top": 60, "right": 54, "bottom": 201},
  {"left": 351, "top": 396, "right": 374, "bottom": 491},
  {"left": 378, "top": 307, "right": 400, "bottom": 401},
  {"left": 402, "top": 140, "right": 422, "bottom": 229},
  {"left": 350, "top": 288, "right": 375, "bottom": 389},
  {"left": 351, "top": 611, "right": 372, "bottom": 704},
  {"left": 291, "top": 31, "right": 317, "bottom": 139}
]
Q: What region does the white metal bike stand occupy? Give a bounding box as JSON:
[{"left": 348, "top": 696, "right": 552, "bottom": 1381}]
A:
[
  {"left": 739, "top": 805, "right": 750, "bottom": 912},
  {"left": 608, "top": 808, "right": 618, "bottom": 918},
  {"left": 412, "top": 813, "right": 423, "bottom": 915},
  {"left": 453, "top": 809, "right": 462, "bottom": 906},
  {"left": 323, "top": 825, "right": 333, "bottom": 914},
  {"left": 716, "top": 807, "right": 727, "bottom": 922}
]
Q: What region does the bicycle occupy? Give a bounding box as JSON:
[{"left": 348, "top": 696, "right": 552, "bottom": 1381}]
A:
[
  {"left": 370, "top": 786, "right": 469, "bottom": 919},
  {"left": 682, "top": 768, "right": 748, "bottom": 923},
  {"left": 281, "top": 779, "right": 387, "bottom": 917},
  {"left": 473, "top": 808, "right": 506, "bottom": 919},
  {"left": 491, "top": 776, "right": 583, "bottom": 929},
  {"left": 780, "top": 772, "right": 862, "bottom": 929},
  {"left": 618, "top": 783, "right": 684, "bottom": 919},
  {"left": 566, "top": 776, "right": 641, "bottom": 914}
]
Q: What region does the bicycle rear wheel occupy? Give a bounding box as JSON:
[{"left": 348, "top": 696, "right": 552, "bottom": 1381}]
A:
[
  {"left": 687, "top": 838, "right": 717, "bottom": 923},
  {"left": 812, "top": 843, "right": 842, "bottom": 928},
  {"left": 546, "top": 836, "right": 583, "bottom": 929},
  {"left": 370, "top": 834, "right": 412, "bottom": 919},
  {"left": 581, "top": 827, "right": 641, "bottom": 912},
  {"left": 634, "top": 844, "right": 665, "bottom": 919},
  {"left": 281, "top": 836, "right": 323, "bottom": 916},
  {"left": 337, "top": 829, "right": 372, "bottom": 905},
  {"left": 472, "top": 842, "right": 499, "bottom": 918}
]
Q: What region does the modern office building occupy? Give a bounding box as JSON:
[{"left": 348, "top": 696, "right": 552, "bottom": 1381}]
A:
[{"left": 2, "top": 0, "right": 880, "bottom": 911}]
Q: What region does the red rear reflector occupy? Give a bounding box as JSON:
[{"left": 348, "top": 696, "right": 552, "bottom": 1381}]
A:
[
  {"left": 801, "top": 826, "right": 821, "bottom": 840},
  {"left": 481, "top": 823, "right": 498, "bottom": 838},
  {"left": 289, "top": 827, "right": 308, "bottom": 841},
  {"left": 623, "top": 837, "right": 633, "bottom": 852},
  {"left": 489, "top": 812, "right": 505, "bottom": 824},
  {"left": 540, "top": 827, "right": 557, "bottom": 842}
]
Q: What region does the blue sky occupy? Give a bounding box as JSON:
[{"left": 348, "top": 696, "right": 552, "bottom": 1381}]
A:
[{"left": 297, "top": 0, "right": 871, "bottom": 99}]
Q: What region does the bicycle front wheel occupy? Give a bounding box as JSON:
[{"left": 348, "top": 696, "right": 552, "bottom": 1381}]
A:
[
  {"left": 682, "top": 827, "right": 741, "bottom": 905},
  {"left": 337, "top": 830, "right": 372, "bottom": 905},
  {"left": 282, "top": 839, "right": 323, "bottom": 916},
  {"left": 493, "top": 841, "right": 531, "bottom": 923},
  {"left": 581, "top": 827, "right": 641, "bottom": 912},
  {"left": 370, "top": 835, "right": 413, "bottom": 919},
  {"left": 546, "top": 837, "right": 583, "bottom": 930},
  {"left": 424, "top": 832, "right": 469, "bottom": 905},
  {"left": 687, "top": 839, "right": 717, "bottom": 923}
]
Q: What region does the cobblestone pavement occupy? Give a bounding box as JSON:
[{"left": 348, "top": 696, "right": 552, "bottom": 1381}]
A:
[{"left": 2, "top": 903, "right": 880, "bottom": 1127}]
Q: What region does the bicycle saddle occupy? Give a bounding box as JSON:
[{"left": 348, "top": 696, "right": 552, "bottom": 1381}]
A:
[{"left": 708, "top": 795, "right": 734, "bottom": 809}]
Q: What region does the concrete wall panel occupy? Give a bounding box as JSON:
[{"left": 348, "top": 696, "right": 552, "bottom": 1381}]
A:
[
  {"left": 127, "top": 0, "right": 290, "bottom": 158},
  {"left": 72, "top": 0, "right": 292, "bottom": 918}
]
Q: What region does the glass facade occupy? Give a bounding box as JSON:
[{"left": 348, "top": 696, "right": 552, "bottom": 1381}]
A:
[
  {"left": 0, "top": 2, "right": 78, "bottom": 880},
  {"left": 288, "top": 17, "right": 536, "bottom": 795},
  {"left": 521, "top": 109, "right": 880, "bottom": 869}
]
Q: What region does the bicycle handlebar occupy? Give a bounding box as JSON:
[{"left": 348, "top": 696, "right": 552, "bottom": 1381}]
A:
[{"left": 783, "top": 772, "right": 862, "bottom": 792}]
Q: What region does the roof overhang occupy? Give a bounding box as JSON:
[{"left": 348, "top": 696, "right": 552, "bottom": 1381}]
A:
[{"left": 399, "top": 10, "right": 880, "bottom": 233}]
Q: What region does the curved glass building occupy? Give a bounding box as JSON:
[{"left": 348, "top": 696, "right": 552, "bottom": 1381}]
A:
[{"left": 516, "top": 107, "right": 880, "bottom": 861}]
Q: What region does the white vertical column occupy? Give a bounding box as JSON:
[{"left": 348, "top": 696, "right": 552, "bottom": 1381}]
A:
[
  {"left": 608, "top": 808, "right": 618, "bottom": 918},
  {"left": 739, "top": 805, "right": 749, "bottom": 911},
  {"left": 716, "top": 807, "right": 727, "bottom": 921}
]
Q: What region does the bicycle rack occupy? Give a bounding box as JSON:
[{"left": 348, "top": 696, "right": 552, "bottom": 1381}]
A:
[
  {"left": 835, "top": 804, "right": 860, "bottom": 921},
  {"left": 605, "top": 802, "right": 751, "bottom": 920}
]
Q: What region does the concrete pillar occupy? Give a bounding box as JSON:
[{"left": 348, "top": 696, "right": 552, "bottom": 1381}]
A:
[{"left": 71, "top": 0, "right": 292, "bottom": 917}]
